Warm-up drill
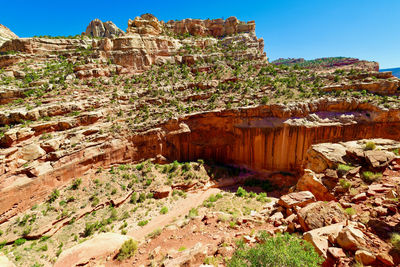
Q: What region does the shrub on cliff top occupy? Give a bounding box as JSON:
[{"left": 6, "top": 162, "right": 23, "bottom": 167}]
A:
[{"left": 228, "top": 232, "right": 323, "bottom": 267}]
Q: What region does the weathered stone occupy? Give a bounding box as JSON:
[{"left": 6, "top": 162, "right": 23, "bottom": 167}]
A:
[
  {"left": 54, "top": 233, "right": 130, "bottom": 267},
  {"left": 298, "top": 201, "right": 347, "bottom": 231},
  {"left": 21, "top": 144, "right": 46, "bottom": 161},
  {"left": 327, "top": 247, "right": 346, "bottom": 259},
  {"left": 296, "top": 170, "right": 335, "bottom": 201},
  {"left": 304, "top": 223, "right": 344, "bottom": 258},
  {"left": 336, "top": 226, "right": 366, "bottom": 251},
  {"left": 355, "top": 249, "right": 376, "bottom": 265},
  {"left": 278, "top": 191, "right": 316, "bottom": 209},
  {"left": 152, "top": 185, "right": 171, "bottom": 199},
  {"left": 85, "top": 19, "right": 124, "bottom": 38}
]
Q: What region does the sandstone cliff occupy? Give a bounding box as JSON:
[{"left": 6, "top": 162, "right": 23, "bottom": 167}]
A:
[
  {"left": 84, "top": 18, "right": 124, "bottom": 38},
  {"left": 0, "top": 24, "right": 18, "bottom": 47}
]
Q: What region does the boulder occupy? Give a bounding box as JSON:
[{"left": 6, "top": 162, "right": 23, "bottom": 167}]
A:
[
  {"left": 152, "top": 185, "right": 171, "bottom": 199},
  {"left": 278, "top": 191, "right": 316, "bottom": 209},
  {"left": 21, "top": 144, "right": 46, "bottom": 161},
  {"left": 296, "top": 170, "right": 335, "bottom": 201},
  {"left": 327, "top": 247, "right": 346, "bottom": 259},
  {"left": 336, "top": 226, "right": 366, "bottom": 251},
  {"left": 304, "top": 223, "right": 344, "bottom": 258},
  {"left": 355, "top": 250, "right": 376, "bottom": 265},
  {"left": 54, "top": 233, "right": 130, "bottom": 267},
  {"left": 297, "top": 201, "right": 347, "bottom": 231}
]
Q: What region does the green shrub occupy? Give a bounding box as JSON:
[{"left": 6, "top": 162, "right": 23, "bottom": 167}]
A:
[
  {"left": 391, "top": 233, "right": 400, "bottom": 250},
  {"left": 117, "top": 239, "right": 138, "bottom": 260},
  {"left": 364, "top": 141, "right": 376, "bottom": 150},
  {"left": 228, "top": 232, "right": 323, "bottom": 267},
  {"left": 339, "top": 179, "right": 351, "bottom": 190},
  {"left": 337, "top": 164, "right": 353, "bottom": 172},
  {"left": 70, "top": 178, "right": 82, "bottom": 190},
  {"left": 48, "top": 189, "right": 60, "bottom": 203},
  {"left": 160, "top": 206, "right": 168, "bottom": 214},
  {"left": 14, "top": 238, "right": 26, "bottom": 246},
  {"left": 362, "top": 171, "right": 382, "bottom": 183},
  {"left": 188, "top": 208, "right": 198, "bottom": 219},
  {"left": 138, "top": 220, "right": 148, "bottom": 227},
  {"left": 345, "top": 207, "right": 356, "bottom": 216},
  {"left": 236, "top": 187, "right": 248, "bottom": 197}
]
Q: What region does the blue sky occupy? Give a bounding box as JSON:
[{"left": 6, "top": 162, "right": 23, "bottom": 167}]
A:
[{"left": 2, "top": 0, "right": 399, "bottom": 68}]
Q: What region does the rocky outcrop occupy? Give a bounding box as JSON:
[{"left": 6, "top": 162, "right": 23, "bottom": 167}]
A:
[
  {"left": 55, "top": 233, "right": 130, "bottom": 267},
  {"left": 166, "top": 16, "right": 256, "bottom": 37},
  {"left": 126, "top": 13, "right": 256, "bottom": 38},
  {"left": 0, "top": 24, "right": 18, "bottom": 47},
  {"left": 84, "top": 19, "right": 124, "bottom": 38}
]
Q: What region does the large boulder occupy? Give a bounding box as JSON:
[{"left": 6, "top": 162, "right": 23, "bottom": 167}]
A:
[
  {"left": 303, "top": 223, "right": 345, "bottom": 258},
  {"left": 296, "top": 170, "right": 335, "bottom": 201},
  {"left": 336, "top": 226, "right": 367, "bottom": 251},
  {"left": 278, "top": 191, "right": 316, "bottom": 209},
  {"left": 297, "top": 201, "right": 348, "bottom": 231},
  {"left": 84, "top": 19, "right": 124, "bottom": 38},
  {"left": 21, "top": 143, "right": 46, "bottom": 161},
  {"left": 54, "top": 233, "right": 130, "bottom": 267}
]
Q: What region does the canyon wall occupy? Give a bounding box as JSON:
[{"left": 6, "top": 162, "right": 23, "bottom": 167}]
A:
[
  {"left": 1, "top": 98, "right": 400, "bottom": 222},
  {"left": 160, "top": 99, "right": 400, "bottom": 173}
]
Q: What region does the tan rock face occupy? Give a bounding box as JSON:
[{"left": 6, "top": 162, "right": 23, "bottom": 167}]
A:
[
  {"left": 336, "top": 226, "right": 367, "bottom": 251},
  {"left": 297, "top": 201, "right": 347, "bottom": 231},
  {"left": 0, "top": 24, "right": 18, "bottom": 47},
  {"left": 84, "top": 19, "right": 124, "bottom": 38},
  {"left": 127, "top": 13, "right": 163, "bottom": 35},
  {"left": 55, "top": 233, "right": 130, "bottom": 267},
  {"left": 166, "top": 16, "right": 256, "bottom": 37}
]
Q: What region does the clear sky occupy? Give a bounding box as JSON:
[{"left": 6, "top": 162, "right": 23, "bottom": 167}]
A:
[{"left": 1, "top": 0, "right": 399, "bottom": 68}]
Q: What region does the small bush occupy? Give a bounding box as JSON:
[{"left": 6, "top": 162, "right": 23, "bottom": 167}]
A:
[
  {"left": 391, "top": 233, "right": 400, "bottom": 251},
  {"left": 70, "top": 178, "right": 82, "bottom": 190},
  {"left": 339, "top": 179, "right": 351, "bottom": 190},
  {"left": 138, "top": 220, "right": 148, "bottom": 227},
  {"left": 188, "top": 208, "right": 198, "bottom": 219},
  {"left": 345, "top": 207, "right": 356, "bottom": 216},
  {"left": 117, "top": 239, "right": 138, "bottom": 260},
  {"left": 48, "top": 189, "right": 60, "bottom": 203},
  {"left": 236, "top": 187, "right": 248, "bottom": 197},
  {"left": 160, "top": 206, "right": 168, "bottom": 214},
  {"left": 337, "top": 164, "right": 353, "bottom": 172},
  {"left": 228, "top": 232, "right": 323, "bottom": 267},
  {"left": 362, "top": 171, "right": 382, "bottom": 183},
  {"left": 14, "top": 238, "right": 26, "bottom": 246},
  {"left": 364, "top": 141, "right": 376, "bottom": 151}
]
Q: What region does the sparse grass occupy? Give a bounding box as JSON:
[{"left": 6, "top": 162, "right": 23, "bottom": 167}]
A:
[
  {"left": 160, "top": 206, "right": 168, "bottom": 214},
  {"left": 337, "top": 164, "right": 354, "bottom": 172},
  {"left": 339, "top": 179, "right": 351, "bottom": 190},
  {"left": 362, "top": 171, "right": 382, "bottom": 183},
  {"left": 345, "top": 207, "right": 356, "bottom": 216}
]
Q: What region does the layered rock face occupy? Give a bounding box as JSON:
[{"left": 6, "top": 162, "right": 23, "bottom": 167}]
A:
[
  {"left": 84, "top": 19, "right": 124, "bottom": 38},
  {"left": 162, "top": 98, "right": 400, "bottom": 173},
  {"left": 126, "top": 13, "right": 256, "bottom": 37},
  {"left": 0, "top": 24, "right": 18, "bottom": 47}
]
